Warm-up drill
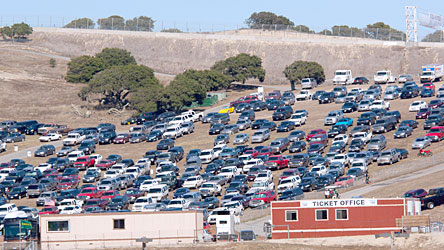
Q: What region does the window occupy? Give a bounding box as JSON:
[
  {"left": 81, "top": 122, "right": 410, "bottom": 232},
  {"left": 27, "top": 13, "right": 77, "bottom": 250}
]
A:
[
  {"left": 113, "top": 219, "right": 125, "bottom": 229},
  {"left": 336, "top": 209, "right": 348, "bottom": 220},
  {"left": 285, "top": 210, "right": 298, "bottom": 221},
  {"left": 48, "top": 221, "right": 69, "bottom": 232},
  {"left": 315, "top": 209, "right": 328, "bottom": 221}
]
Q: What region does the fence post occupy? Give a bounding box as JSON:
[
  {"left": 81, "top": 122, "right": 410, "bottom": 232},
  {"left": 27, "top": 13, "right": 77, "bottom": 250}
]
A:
[
  {"left": 111, "top": 17, "right": 114, "bottom": 30},
  {"left": 376, "top": 28, "right": 379, "bottom": 39}
]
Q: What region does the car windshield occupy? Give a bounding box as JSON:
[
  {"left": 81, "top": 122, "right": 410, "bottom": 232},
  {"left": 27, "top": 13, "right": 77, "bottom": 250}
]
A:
[
  {"left": 416, "top": 138, "right": 426, "bottom": 142},
  {"left": 148, "top": 188, "right": 162, "bottom": 193}
]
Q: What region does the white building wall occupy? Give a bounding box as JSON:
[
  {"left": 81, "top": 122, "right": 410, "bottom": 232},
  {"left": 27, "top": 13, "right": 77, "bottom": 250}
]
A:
[{"left": 40, "top": 211, "right": 203, "bottom": 250}]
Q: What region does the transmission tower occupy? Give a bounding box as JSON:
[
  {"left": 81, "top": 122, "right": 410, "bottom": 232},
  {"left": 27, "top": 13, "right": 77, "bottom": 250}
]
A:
[{"left": 405, "top": 6, "right": 418, "bottom": 45}]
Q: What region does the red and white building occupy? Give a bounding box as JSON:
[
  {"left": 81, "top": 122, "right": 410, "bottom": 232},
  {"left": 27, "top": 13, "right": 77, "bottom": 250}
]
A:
[{"left": 271, "top": 198, "right": 419, "bottom": 238}]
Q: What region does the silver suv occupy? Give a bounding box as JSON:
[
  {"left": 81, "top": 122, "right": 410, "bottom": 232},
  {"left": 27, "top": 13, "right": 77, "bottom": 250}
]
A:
[
  {"left": 324, "top": 110, "right": 344, "bottom": 126},
  {"left": 251, "top": 129, "right": 270, "bottom": 143},
  {"left": 367, "top": 135, "right": 386, "bottom": 151},
  {"left": 97, "top": 178, "right": 120, "bottom": 191},
  {"left": 377, "top": 149, "right": 400, "bottom": 166}
]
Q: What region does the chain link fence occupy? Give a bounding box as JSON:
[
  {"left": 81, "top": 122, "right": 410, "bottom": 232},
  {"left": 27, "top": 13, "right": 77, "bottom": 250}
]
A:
[{"left": 1, "top": 15, "right": 441, "bottom": 42}]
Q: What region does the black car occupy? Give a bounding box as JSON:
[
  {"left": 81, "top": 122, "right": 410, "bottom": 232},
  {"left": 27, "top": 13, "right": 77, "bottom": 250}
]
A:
[
  {"left": 299, "top": 177, "right": 317, "bottom": 192},
  {"left": 25, "top": 123, "right": 44, "bottom": 135},
  {"left": 34, "top": 145, "right": 56, "bottom": 157},
  {"left": 144, "top": 150, "right": 160, "bottom": 164},
  {"left": 205, "top": 163, "right": 220, "bottom": 175},
  {"left": 400, "top": 120, "right": 418, "bottom": 129},
  {"left": 400, "top": 86, "right": 420, "bottom": 99},
  {"left": 424, "top": 115, "right": 444, "bottom": 129},
  {"left": 78, "top": 140, "right": 96, "bottom": 155},
  {"left": 342, "top": 102, "right": 358, "bottom": 113},
  {"left": 54, "top": 158, "right": 72, "bottom": 172},
  {"left": 307, "top": 144, "right": 324, "bottom": 154},
  {"left": 357, "top": 112, "right": 377, "bottom": 126},
  {"left": 252, "top": 101, "right": 267, "bottom": 111},
  {"left": 209, "top": 123, "right": 225, "bottom": 135},
  {"left": 121, "top": 117, "right": 137, "bottom": 125},
  {"left": 147, "top": 130, "right": 163, "bottom": 142},
  {"left": 156, "top": 111, "right": 176, "bottom": 122},
  {"left": 277, "top": 121, "right": 296, "bottom": 132},
  {"left": 226, "top": 181, "right": 249, "bottom": 194},
  {"left": 235, "top": 103, "right": 253, "bottom": 113},
  {"left": 319, "top": 92, "right": 335, "bottom": 104},
  {"left": 267, "top": 100, "right": 285, "bottom": 111},
  {"left": 210, "top": 113, "right": 230, "bottom": 125},
  {"left": 289, "top": 153, "right": 309, "bottom": 168},
  {"left": 328, "top": 124, "right": 347, "bottom": 138},
  {"left": 262, "top": 121, "right": 277, "bottom": 131},
  {"left": 168, "top": 146, "right": 185, "bottom": 162},
  {"left": 107, "top": 154, "right": 122, "bottom": 163},
  {"left": 98, "top": 131, "right": 117, "bottom": 144},
  {"left": 353, "top": 77, "right": 369, "bottom": 84},
  {"left": 384, "top": 110, "right": 401, "bottom": 123},
  {"left": 278, "top": 188, "right": 304, "bottom": 200},
  {"left": 395, "top": 148, "right": 409, "bottom": 159},
  {"left": 315, "top": 175, "right": 335, "bottom": 189},
  {"left": 312, "top": 90, "right": 326, "bottom": 100},
  {"left": 107, "top": 195, "right": 131, "bottom": 211},
  {"left": 272, "top": 106, "right": 293, "bottom": 121},
  {"left": 251, "top": 119, "right": 268, "bottom": 129},
  {"left": 133, "top": 175, "right": 153, "bottom": 189},
  {"left": 97, "top": 123, "right": 116, "bottom": 132},
  {"left": 82, "top": 170, "right": 101, "bottom": 183},
  {"left": 289, "top": 141, "right": 306, "bottom": 153},
  {"left": 348, "top": 139, "right": 364, "bottom": 152},
  {"left": 204, "top": 197, "right": 220, "bottom": 209},
  {"left": 8, "top": 186, "right": 27, "bottom": 199},
  {"left": 8, "top": 120, "right": 38, "bottom": 134},
  {"left": 329, "top": 141, "right": 346, "bottom": 153},
  {"left": 239, "top": 110, "right": 255, "bottom": 121},
  {"left": 157, "top": 138, "right": 175, "bottom": 150},
  {"left": 136, "top": 112, "right": 158, "bottom": 125}
]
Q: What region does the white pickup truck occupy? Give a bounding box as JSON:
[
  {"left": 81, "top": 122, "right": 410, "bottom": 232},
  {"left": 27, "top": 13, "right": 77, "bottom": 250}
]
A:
[
  {"left": 296, "top": 90, "right": 312, "bottom": 101},
  {"left": 352, "top": 132, "right": 372, "bottom": 144},
  {"left": 63, "top": 133, "right": 85, "bottom": 146},
  {"left": 374, "top": 70, "right": 397, "bottom": 84},
  {"left": 181, "top": 110, "right": 203, "bottom": 122}
]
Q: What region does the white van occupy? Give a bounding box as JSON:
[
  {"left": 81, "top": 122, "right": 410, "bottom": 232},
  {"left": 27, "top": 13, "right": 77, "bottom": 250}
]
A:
[
  {"left": 0, "top": 203, "right": 18, "bottom": 218},
  {"left": 146, "top": 184, "right": 168, "bottom": 202},
  {"left": 333, "top": 70, "right": 353, "bottom": 85},
  {"left": 67, "top": 151, "right": 85, "bottom": 162}
]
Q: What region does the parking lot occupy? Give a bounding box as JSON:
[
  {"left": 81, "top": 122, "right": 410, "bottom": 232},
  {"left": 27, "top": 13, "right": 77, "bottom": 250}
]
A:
[{"left": 1, "top": 77, "right": 444, "bottom": 220}]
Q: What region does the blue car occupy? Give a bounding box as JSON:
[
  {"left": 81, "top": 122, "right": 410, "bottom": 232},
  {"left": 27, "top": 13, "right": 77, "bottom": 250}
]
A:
[
  {"left": 335, "top": 118, "right": 354, "bottom": 127},
  {"left": 278, "top": 188, "right": 304, "bottom": 200},
  {"left": 173, "top": 188, "right": 190, "bottom": 199}
]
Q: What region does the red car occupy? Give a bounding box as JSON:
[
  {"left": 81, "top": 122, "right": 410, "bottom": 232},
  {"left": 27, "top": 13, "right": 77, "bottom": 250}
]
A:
[
  {"left": 74, "top": 156, "right": 95, "bottom": 170},
  {"left": 265, "top": 155, "right": 289, "bottom": 171},
  {"left": 101, "top": 190, "right": 120, "bottom": 200},
  {"left": 83, "top": 198, "right": 109, "bottom": 210},
  {"left": 306, "top": 129, "right": 326, "bottom": 141},
  {"left": 404, "top": 189, "right": 427, "bottom": 198},
  {"left": 43, "top": 169, "right": 58, "bottom": 177},
  {"left": 279, "top": 169, "right": 300, "bottom": 181},
  {"left": 56, "top": 177, "right": 79, "bottom": 191},
  {"left": 429, "top": 99, "right": 443, "bottom": 109},
  {"left": 423, "top": 83, "right": 435, "bottom": 90},
  {"left": 96, "top": 160, "right": 114, "bottom": 170},
  {"left": 249, "top": 190, "right": 276, "bottom": 208},
  {"left": 113, "top": 133, "right": 130, "bottom": 144},
  {"left": 426, "top": 126, "right": 444, "bottom": 142},
  {"left": 244, "top": 149, "right": 259, "bottom": 158},
  {"left": 264, "top": 91, "right": 281, "bottom": 101},
  {"left": 76, "top": 187, "right": 103, "bottom": 200},
  {"left": 257, "top": 147, "right": 273, "bottom": 157},
  {"left": 308, "top": 134, "right": 328, "bottom": 147},
  {"left": 39, "top": 206, "right": 59, "bottom": 215},
  {"left": 335, "top": 175, "right": 354, "bottom": 187},
  {"left": 416, "top": 108, "right": 431, "bottom": 119}
]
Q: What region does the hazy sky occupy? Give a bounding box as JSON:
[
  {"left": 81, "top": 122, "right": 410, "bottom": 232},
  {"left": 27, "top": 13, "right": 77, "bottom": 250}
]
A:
[{"left": 0, "top": 0, "right": 442, "bottom": 38}]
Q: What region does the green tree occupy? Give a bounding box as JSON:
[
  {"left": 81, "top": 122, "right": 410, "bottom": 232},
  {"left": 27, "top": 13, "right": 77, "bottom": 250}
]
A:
[
  {"left": 183, "top": 69, "right": 233, "bottom": 91},
  {"left": 331, "top": 25, "right": 363, "bottom": 37},
  {"left": 422, "top": 30, "right": 444, "bottom": 42},
  {"left": 318, "top": 29, "right": 332, "bottom": 36},
  {"left": 97, "top": 15, "right": 125, "bottom": 30},
  {"left": 246, "top": 11, "right": 294, "bottom": 30},
  {"left": 130, "top": 82, "right": 164, "bottom": 113},
  {"left": 211, "top": 53, "right": 265, "bottom": 84},
  {"left": 95, "top": 48, "right": 137, "bottom": 69},
  {"left": 365, "top": 22, "right": 405, "bottom": 41},
  {"left": 161, "top": 28, "right": 182, "bottom": 33},
  {"left": 79, "top": 65, "right": 158, "bottom": 108},
  {"left": 294, "top": 25, "right": 313, "bottom": 33},
  {"left": 162, "top": 74, "right": 207, "bottom": 111},
  {"left": 0, "top": 23, "right": 32, "bottom": 39},
  {"left": 66, "top": 55, "right": 105, "bottom": 83},
  {"left": 64, "top": 18, "right": 95, "bottom": 29},
  {"left": 283, "top": 61, "right": 325, "bottom": 90},
  {"left": 125, "top": 16, "right": 155, "bottom": 31}
]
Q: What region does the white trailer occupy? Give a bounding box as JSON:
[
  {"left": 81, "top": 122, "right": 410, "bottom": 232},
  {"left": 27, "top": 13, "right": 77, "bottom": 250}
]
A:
[
  {"left": 374, "top": 70, "right": 397, "bottom": 84},
  {"left": 333, "top": 70, "right": 353, "bottom": 85},
  {"left": 421, "top": 64, "right": 444, "bottom": 83}
]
